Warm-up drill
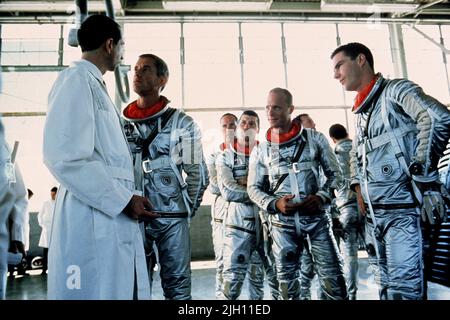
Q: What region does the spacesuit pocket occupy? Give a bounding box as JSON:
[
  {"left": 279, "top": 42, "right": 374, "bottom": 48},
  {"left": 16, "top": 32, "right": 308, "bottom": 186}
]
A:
[
  {"left": 231, "top": 249, "right": 249, "bottom": 265},
  {"left": 151, "top": 168, "right": 180, "bottom": 197},
  {"left": 369, "top": 159, "right": 403, "bottom": 182}
]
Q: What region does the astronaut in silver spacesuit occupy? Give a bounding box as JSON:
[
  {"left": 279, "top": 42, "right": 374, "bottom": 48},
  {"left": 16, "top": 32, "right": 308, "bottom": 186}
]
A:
[
  {"left": 331, "top": 42, "right": 450, "bottom": 300},
  {"left": 216, "top": 110, "right": 279, "bottom": 300},
  {"left": 248, "top": 88, "right": 348, "bottom": 300},
  {"left": 123, "top": 53, "right": 208, "bottom": 300},
  {"left": 207, "top": 113, "right": 271, "bottom": 300},
  {"left": 329, "top": 123, "right": 361, "bottom": 300},
  {"left": 294, "top": 113, "right": 320, "bottom": 300},
  {"left": 206, "top": 113, "right": 237, "bottom": 299}
]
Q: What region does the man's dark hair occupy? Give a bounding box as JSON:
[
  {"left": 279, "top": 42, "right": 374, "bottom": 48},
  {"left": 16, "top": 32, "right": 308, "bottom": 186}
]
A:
[
  {"left": 220, "top": 113, "right": 238, "bottom": 122},
  {"left": 298, "top": 113, "right": 309, "bottom": 119},
  {"left": 139, "top": 54, "right": 169, "bottom": 78},
  {"left": 331, "top": 42, "right": 374, "bottom": 71},
  {"left": 51, "top": 187, "right": 58, "bottom": 193},
  {"left": 240, "top": 110, "right": 260, "bottom": 127},
  {"left": 27, "top": 189, "right": 33, "bottom": 198},
  {"left": 329, "top": 123, "right": 348, "bottom": 140},
  {"left": 78, "top": 14, "right": 122, "bottom": 52},
  {"left": 270, "top": 87, "right": 293, "bottom": 107}
]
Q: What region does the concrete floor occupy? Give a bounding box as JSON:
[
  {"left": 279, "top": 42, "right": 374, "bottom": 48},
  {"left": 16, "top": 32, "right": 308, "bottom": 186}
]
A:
[{"left": 5, "top": 255, "right": 450, "bottom": 300}]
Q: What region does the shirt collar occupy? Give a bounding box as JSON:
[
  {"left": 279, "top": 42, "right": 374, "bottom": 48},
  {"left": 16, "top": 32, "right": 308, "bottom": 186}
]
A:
[{"left": 72, "top": 59, "right": 104, "bottom": 83}]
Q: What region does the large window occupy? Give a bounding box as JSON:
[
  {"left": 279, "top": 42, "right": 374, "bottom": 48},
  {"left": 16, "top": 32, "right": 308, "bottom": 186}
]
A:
[
  {"left": 0, "top": 72, "right": 57, "bottom": 113},
  {"left": 2, "top": 20, "right": 450, "bottom": 210},
  {"left": 2, "top": 116, "right": 58, "bottom": 211},
  {"left": 1, "top": 24, "right": 60, "bottom": 66},
  {"left": 184, "top": 23, "right": 241, "bottom": 109},
  {"left": 284, "top": 23, "right": 343, "bottom": 107},
  {"left": 242, "top": 23, "right": 285, "bottom": 108},
  {"left": 403, "top": 24, "right": 450, "bottom": 104}
]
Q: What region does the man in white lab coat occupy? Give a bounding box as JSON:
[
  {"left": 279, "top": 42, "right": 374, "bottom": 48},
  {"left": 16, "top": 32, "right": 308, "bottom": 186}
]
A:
[
  {"left": 43, "top": 14, "right": 158, "bottom": 300},
  {"left": 37, "top": 186, "right": 57, "bottom": 275}
]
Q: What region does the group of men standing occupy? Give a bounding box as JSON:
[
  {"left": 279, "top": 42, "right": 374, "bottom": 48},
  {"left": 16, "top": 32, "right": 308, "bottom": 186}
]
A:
[{"left": 37, "top": 13, "right": 450, "bottom": 301}]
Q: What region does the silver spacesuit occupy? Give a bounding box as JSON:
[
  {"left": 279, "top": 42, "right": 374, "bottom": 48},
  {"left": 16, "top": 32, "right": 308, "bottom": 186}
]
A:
[
  {"left": 333, "top": 138, "right": 360, "bottom": 300},
  {"left": 207, "top": 147, "right": 270, "bottom": 299},
  {"left": 206, "top": 147, "right": 228, "bottom": 299},
  {"left": 123, "top": 104, "right": 208, "bottom": 300},
  {"left": 248, "top": 127, "right": 348, "bottom": 300},
  {"left": 350, "top": 74, "right": 450, "bottom": 300},
  {"left": 217, "top": 144, "right": 279, "bottom": 300}
]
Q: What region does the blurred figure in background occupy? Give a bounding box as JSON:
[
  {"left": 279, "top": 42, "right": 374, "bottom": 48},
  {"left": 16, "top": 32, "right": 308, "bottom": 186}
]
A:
[{"left": 38, "top": 186, "right": 57, "bottom": 275}]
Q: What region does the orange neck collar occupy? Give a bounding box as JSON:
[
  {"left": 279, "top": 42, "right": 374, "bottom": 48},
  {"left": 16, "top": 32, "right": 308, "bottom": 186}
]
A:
[
  {"left": 353, "top": 75, "right": 378, "bottom": 112},
  {"left": 266, "top": 121, "right": 301, "bottom": 143},
  {"left": 124, "top": 96, "right": 169, "bottom": 119}
]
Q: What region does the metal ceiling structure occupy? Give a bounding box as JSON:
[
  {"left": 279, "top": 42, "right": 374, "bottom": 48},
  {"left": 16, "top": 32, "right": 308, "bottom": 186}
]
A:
[{"left": 0, "top": 0, "right": 449, "bottom": 24}]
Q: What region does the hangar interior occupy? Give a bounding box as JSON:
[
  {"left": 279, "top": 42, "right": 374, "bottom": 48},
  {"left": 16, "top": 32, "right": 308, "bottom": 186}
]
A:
[{"left": 1, "top": 0, "right": 450, "bottom": 299}]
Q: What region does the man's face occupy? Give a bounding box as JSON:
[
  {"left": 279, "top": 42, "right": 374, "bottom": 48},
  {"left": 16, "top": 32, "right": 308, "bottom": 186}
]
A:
[
  {"left": 108, "top": 38, "right": 124, "bottom": 71},
  {"left": 300, "top": 115, "right": 316, "bottom": 130},
  {"left": 332, "top": 51, "right": 363, "bottom": 92},
  {"left": 266, "top": 91, "right": 292, "bottom": 129},
  {"left": 133, "top": 57, "right": 166, "bottom": 96},
  {"left": 220, "top": 115, "right": 237, "bottom": 144},
  {"left": 51, "top": 191, "right": 56, "bottom": 201},
  {"left": 237, "top": 114, "right": 259, "bottom": 144}
]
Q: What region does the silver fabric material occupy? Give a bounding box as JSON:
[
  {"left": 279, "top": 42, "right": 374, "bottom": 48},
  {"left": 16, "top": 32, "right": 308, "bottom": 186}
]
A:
[
  {"left": 351, "top": 76, "right": 450, "bottom": 205},
  {"left": 247, "top": 251, "right": 265, "bottom": 300},
  {"left": 350, "top": 75, "right": 450, "bottom": 299},
  {"left": 145, "top": 217, "right": 191, "bottom": 299},
  {"left": 333, "top": 139, "right": 360, "bottom": 299},
  {"left": 364, "top": 209, "right": 423, "bottom": 300},
  {"left": 299, "top": 241, "right": 317, "bottom": 300},
  {"left": 248, "top": 128, "right": 347, "bottom": 300},
  {"left": 338, "top": 204, "right": 360, "bottom": 300},
  {"left": 124, "top": 106, "right": 208, "bottom": 300},
  {"left": 206, "top": 149, "right": 227, "bottom": 298},
  {"left": 124, "top": 105, "right": 208, "bottom": 216},
  {"left": 334, "top": 139, "right": 357, "bottom": 208},
  {"left": 211, "top": 194, "right": 227, "bottom": 299},
  {"left": 218, "top": 147, "right": 280, "bottom": 300}
]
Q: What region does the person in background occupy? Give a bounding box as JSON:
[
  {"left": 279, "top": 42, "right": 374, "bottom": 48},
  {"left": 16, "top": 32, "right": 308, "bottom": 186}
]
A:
[
  {"left": 248, "top": 87, "right": 347, "bottom": 300},
  {"left": 217, "top": 110, "right": 279, "bottom": 300},
  {"left": 37, "top": 186, "right": 57, "bottom": 275},
  {"left": 328, "top": 123, "right": 361, "bottom": 300},
  {"left": 206, "top": 113, "right": 237, "bottom": 299},
  {"left": 122, "top": 53, "right": 208, "bottom": 299}
]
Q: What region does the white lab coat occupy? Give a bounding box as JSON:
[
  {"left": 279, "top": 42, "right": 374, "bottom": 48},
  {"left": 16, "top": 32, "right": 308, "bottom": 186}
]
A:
[
  {"left": 43, "top": 59, "right": 150, "bottom": 300},
  {"left": 37, "top": 199, "right": 55, "bottom": 248}
]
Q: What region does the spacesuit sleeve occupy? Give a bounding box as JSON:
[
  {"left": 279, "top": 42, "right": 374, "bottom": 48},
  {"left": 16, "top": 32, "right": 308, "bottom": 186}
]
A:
[
  {"left": 216, "top": 150, "right": 250, "bottom": 203},
  {"left": 349, "top": 138, "right": 360, "bottom": 191},
  {"left": 247, "top": 145, "right": 278, "bottom": 212},
  {"left": 178, "top": 115, "right": 209, "bottom": 212},
  {"left": 206, "top": 151, "right": 221, "bottom": 196},
  {"left": 387, "top": 79, "right": 450, "bottom": 182},
  {"left": 315, "top": 131, "right": 342, "bottom": 203}
]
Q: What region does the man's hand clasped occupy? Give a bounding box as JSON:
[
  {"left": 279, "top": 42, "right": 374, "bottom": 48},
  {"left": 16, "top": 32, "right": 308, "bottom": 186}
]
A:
[
  {"left": 124, "top": 195, "right": 161, "bottom": 221},
  {"left": 275, "top": 194, "right": 323, "bottom": 215}
]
